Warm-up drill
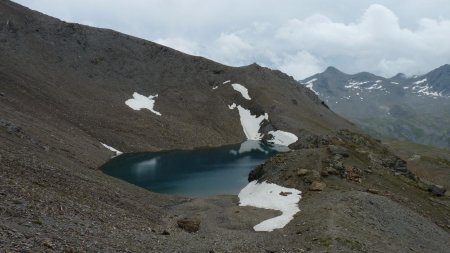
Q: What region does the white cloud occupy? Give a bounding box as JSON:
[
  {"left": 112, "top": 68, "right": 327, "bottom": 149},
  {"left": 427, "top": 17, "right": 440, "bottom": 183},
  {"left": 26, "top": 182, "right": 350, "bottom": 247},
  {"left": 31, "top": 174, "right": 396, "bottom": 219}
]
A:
[
  {"left": 274, "top": 4, "right": 450, "bottom": 77},
  {"left": 278, "top": 51, "right": 324, "bottom": 79},
  {"left": 154, "top": 37, "right": 199, "bottom": 55},
  {"left": 211, "top": 33, "right": 253, "bottom": 65}
]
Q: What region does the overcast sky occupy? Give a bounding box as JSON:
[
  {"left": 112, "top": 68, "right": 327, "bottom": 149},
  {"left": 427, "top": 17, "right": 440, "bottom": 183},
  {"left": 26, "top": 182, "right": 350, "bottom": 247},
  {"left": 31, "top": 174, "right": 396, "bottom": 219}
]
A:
[{"left": 13, "top": 0, "right": 450, "bottom": 79}]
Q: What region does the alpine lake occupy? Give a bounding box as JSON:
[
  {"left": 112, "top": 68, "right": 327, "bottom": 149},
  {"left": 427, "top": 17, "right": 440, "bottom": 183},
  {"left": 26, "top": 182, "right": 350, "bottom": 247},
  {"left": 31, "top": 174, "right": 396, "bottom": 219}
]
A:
[{"left": 101, "top": 141, "right": 288, "bottom": 197}]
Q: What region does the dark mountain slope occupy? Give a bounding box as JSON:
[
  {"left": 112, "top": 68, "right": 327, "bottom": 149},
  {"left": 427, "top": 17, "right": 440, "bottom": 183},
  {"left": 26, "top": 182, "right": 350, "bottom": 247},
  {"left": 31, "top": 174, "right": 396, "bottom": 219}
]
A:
[{"left": 0, "top": 0, "right": 355, "bottom": 154}]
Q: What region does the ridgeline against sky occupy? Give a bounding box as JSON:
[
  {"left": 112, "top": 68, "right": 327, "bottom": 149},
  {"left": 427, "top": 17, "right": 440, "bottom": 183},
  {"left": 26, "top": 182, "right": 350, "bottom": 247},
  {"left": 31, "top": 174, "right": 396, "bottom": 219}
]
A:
[{"left": 13, "top": 0, "right": 450, "bottom": 79}]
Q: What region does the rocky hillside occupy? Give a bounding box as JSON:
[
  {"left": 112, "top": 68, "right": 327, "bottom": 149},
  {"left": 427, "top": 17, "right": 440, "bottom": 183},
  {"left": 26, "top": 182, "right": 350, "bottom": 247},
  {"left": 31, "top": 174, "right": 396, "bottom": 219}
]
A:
[
  {"left": 300, "top": 65, "right": 450, "bottom": 148},
  {"left": 0, "top": 0, "right": 355, "bottom": 156}
]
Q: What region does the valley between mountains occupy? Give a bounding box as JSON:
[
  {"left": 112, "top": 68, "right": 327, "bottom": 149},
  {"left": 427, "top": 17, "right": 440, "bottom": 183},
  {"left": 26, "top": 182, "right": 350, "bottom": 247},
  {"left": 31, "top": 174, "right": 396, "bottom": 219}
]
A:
[{"left": 1, "top": 1, "right": 449, "bottom": 252}]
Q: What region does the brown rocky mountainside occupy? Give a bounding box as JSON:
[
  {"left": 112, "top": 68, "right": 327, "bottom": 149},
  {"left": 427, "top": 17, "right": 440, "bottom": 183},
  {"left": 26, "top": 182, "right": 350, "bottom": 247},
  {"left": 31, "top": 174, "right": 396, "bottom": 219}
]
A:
[
  {"left": 1, "top": 1, "right": 449, "bottom": 252},
  {"left": 0, "top": 0, "right": 354, "bottom": 154}
]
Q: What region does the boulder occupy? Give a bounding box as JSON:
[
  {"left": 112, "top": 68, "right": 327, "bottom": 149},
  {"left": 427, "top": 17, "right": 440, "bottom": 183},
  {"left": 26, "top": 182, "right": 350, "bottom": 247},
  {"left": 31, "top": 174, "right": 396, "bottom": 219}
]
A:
[
  {"left": 297, "top": 169, "right": 309, "bottom": 176},
  {"left": 304, "top": 170, "right": 321, "bottom": 183},
  {"left": 248, "top": 164, "right": 264, "bottom": 182},
  {"left": 177, "top": 218, "right": 200, "bottom": 233},
  {"left": 427, "top": 185, "right": 446, "bottom": 196},
  {"left": 309, "top": 181, "right": 326, "bottom": 191},
  {"left": 327, "top": 145, "right": 349, "bottom": 157}
]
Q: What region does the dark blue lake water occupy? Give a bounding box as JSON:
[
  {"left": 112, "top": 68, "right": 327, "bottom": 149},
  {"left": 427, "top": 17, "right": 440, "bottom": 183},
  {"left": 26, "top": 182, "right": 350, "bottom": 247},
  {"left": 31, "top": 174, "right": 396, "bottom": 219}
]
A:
[{"left": 101, "top": 141, "right": 287, "bottom": 197}]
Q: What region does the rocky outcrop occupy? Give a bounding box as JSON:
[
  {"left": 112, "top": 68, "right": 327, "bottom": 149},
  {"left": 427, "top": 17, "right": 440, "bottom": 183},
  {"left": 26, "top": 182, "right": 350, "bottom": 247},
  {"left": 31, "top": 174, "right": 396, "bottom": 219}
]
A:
[{"left": 177, "top": 218, "right": 200, "bottom": 233}]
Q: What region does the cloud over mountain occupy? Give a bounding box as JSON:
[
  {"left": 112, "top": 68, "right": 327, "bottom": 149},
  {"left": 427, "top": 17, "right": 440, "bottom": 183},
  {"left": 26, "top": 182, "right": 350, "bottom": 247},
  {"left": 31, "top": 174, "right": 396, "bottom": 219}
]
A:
[{"left": 14, "top": 0, "right": 450, "bottom": 79}]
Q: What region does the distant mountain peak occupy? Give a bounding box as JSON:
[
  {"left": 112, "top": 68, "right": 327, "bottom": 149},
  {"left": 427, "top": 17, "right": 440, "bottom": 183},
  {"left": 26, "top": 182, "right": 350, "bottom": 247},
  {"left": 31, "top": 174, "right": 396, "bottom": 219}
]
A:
[
  {"left": 323, "top": 66, "right": 345, "bottom": 75},
  {"left": 392, "top": 73, "right": 407, "bottom": 79},
  {"left": 434, "top": 64, "right": 450, "bottom": 72}
]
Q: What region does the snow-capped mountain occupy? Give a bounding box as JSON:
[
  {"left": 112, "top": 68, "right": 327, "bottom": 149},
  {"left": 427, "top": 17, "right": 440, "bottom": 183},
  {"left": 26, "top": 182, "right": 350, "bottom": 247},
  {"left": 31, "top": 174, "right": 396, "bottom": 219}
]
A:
[{"left": 300, "top": 65, "right": 450, "bottom": 148}]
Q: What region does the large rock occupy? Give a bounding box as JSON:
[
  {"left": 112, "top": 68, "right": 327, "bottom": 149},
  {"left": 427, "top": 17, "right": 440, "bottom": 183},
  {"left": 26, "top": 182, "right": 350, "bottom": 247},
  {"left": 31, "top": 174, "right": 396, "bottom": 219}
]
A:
[
  {"left": 297, "top": 169, "right": 309, "bottom": 176},
  {"left": 309, "top": 181, "right": 326, "bottom": 191},
  {"left": 427, "top": 185, "right": 446, "bottom": 196},
  {"left": 177, "top": 218, "right": 200, "bottom": 233},
  {"left": 327, "top": 145, "right": 349, "bottom": 157}
]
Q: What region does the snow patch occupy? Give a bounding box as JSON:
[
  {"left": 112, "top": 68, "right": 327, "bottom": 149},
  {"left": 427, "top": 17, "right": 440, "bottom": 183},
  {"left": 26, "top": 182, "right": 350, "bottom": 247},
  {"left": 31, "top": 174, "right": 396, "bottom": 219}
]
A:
[
  {"left": 305, "top": 78, "right": 317, "bottom": 84},
  {"left": 101, "top": 143, "right": 123, "bottom": 157},
  {"left": 223, "top": 80, "right": 231, "bottom": 84},
  {"left": 228, "top": 103, "right": 237, "bottom": 109},
  {"left": 212, "top": 85, "right": 218, "bottom": 90},
  {"left": 125, "top": 92, "right": 161, "bottom": 116},
  {"left": 232, "top": 105, "right": 268, "bottom": 140},
  {"left": 414, "top": 78, "right": 427, "bottom": 85},
  {"left": 232, "top": 83, "right": 251, "bottom": 100},
  {"left": 345, "top": 80, "right": 369, "bottom": 89},
  {"left": 238, "top": 181, "right": 301, "bottom": 232},
  {"left": 303, "top": 78, "right": 319, "bottom": 95},
  {"left": 268, "top": 130, "right": 298, "bottom": 146},
  {"left": 367, "top": 83, "right": 382, "bottom": 90}
]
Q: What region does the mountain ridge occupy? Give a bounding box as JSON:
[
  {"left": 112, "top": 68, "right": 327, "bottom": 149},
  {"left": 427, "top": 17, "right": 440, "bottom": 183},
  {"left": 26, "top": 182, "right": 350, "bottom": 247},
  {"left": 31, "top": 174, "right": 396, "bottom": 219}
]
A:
[{"left": 300, "top": 65, "right": 450, "bottom": 148}]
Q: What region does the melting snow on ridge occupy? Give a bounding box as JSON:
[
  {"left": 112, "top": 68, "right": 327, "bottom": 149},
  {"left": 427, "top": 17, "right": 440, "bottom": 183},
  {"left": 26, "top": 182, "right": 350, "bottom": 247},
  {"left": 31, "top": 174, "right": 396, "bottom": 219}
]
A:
[
  {"left": 233, "top": 105, "right": 268, "bottom": 140},
  {"left": 304, "top": 78, "right": 319, "bottom": 95},
  {"left": 227, "top": 82, "right": 298, "bottom": 146},
  {"left": 268, "top": 130, "right": 298, "bottom": 146},
  {"left": 414, "top": 78, "right": 427, "bottom": 85},
  {"left": 232, "top": 83, "right": 251, "bottom": 100},
  {"left": 415, "top": 84, "right": 443, "bottom": 97},
  {"left": 125, "top": 92, "right": 162, "bottom": 116},
  {"left": 101, "top": 143, "right": 123, "bottom": 157},
  {"left": 238, "top": 181, "right": 301, "bottom": 232}
]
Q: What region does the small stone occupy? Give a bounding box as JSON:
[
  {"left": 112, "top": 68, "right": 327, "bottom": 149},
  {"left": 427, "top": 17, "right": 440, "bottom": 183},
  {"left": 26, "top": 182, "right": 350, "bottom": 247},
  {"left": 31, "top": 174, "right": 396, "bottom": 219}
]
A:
[
  {"left": 320, "top": 171, "right": 328, "bottom": 177},
  {"left": 297, "top": 169, "right": 309, "bottom": 176},
  {"left": 279, "top": 191, "right": 292, "bottom": 196},
  {"left": 326, "top": 168, "right": 338, "bottom": 175},
  {"left": 309, "top": 181, "right": 326, "bottom": 191},
  {"left": 177, "top": 218, "right": 200, "bottom": 233},
  {"left": 334, "top": 161, "right": 344, "bottom": 171},
  {"left": 304, "top": 170, "right": 321, "bottom": 183},
  {"left": 428, "top": 185, "right": 446, "bottom": 196},
  {"left": 364, "top": 169, "right": 373, "bottom": 174},
  {"left": 366, "top": 188, "right": 380, "bottom": 194},
  {"left": 0, "top": 92, "right": 4, "bottom": 97},
  {"left": 41, "top": 239, "right": 54, "bottom": 249},
  {"left": 161, "top": 230, "right": 170, "bottom": 235},
  {"left": 328, "top": 145, "right": 349, "bottom": 157},
  {"left": 333, "top": 154, "right": 343, "bottom": 161}
]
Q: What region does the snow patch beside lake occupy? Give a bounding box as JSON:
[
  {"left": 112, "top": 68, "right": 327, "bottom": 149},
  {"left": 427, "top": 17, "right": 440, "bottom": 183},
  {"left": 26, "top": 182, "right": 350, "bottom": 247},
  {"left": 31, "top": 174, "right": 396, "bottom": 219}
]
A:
[
  {"left": 227, "top": 82, "right": 298, "bottom": 146},
  {"left": 268, "top": 130, "right": 299, "bottom": 146},
  {"left": 234, "top": 105, "right": 268, "bottom": 140},
  {"left": 239, "top": 181, "right": 301, "bottom": 232},
  {"left": 232, "top": 83, "right": 251, "bottom": 100},
  {"left": 101, "top": 143, "right": 123, "bottom": 157},
  {"left": 125, "top": 92, "right": 161, "bottom": 116}
]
